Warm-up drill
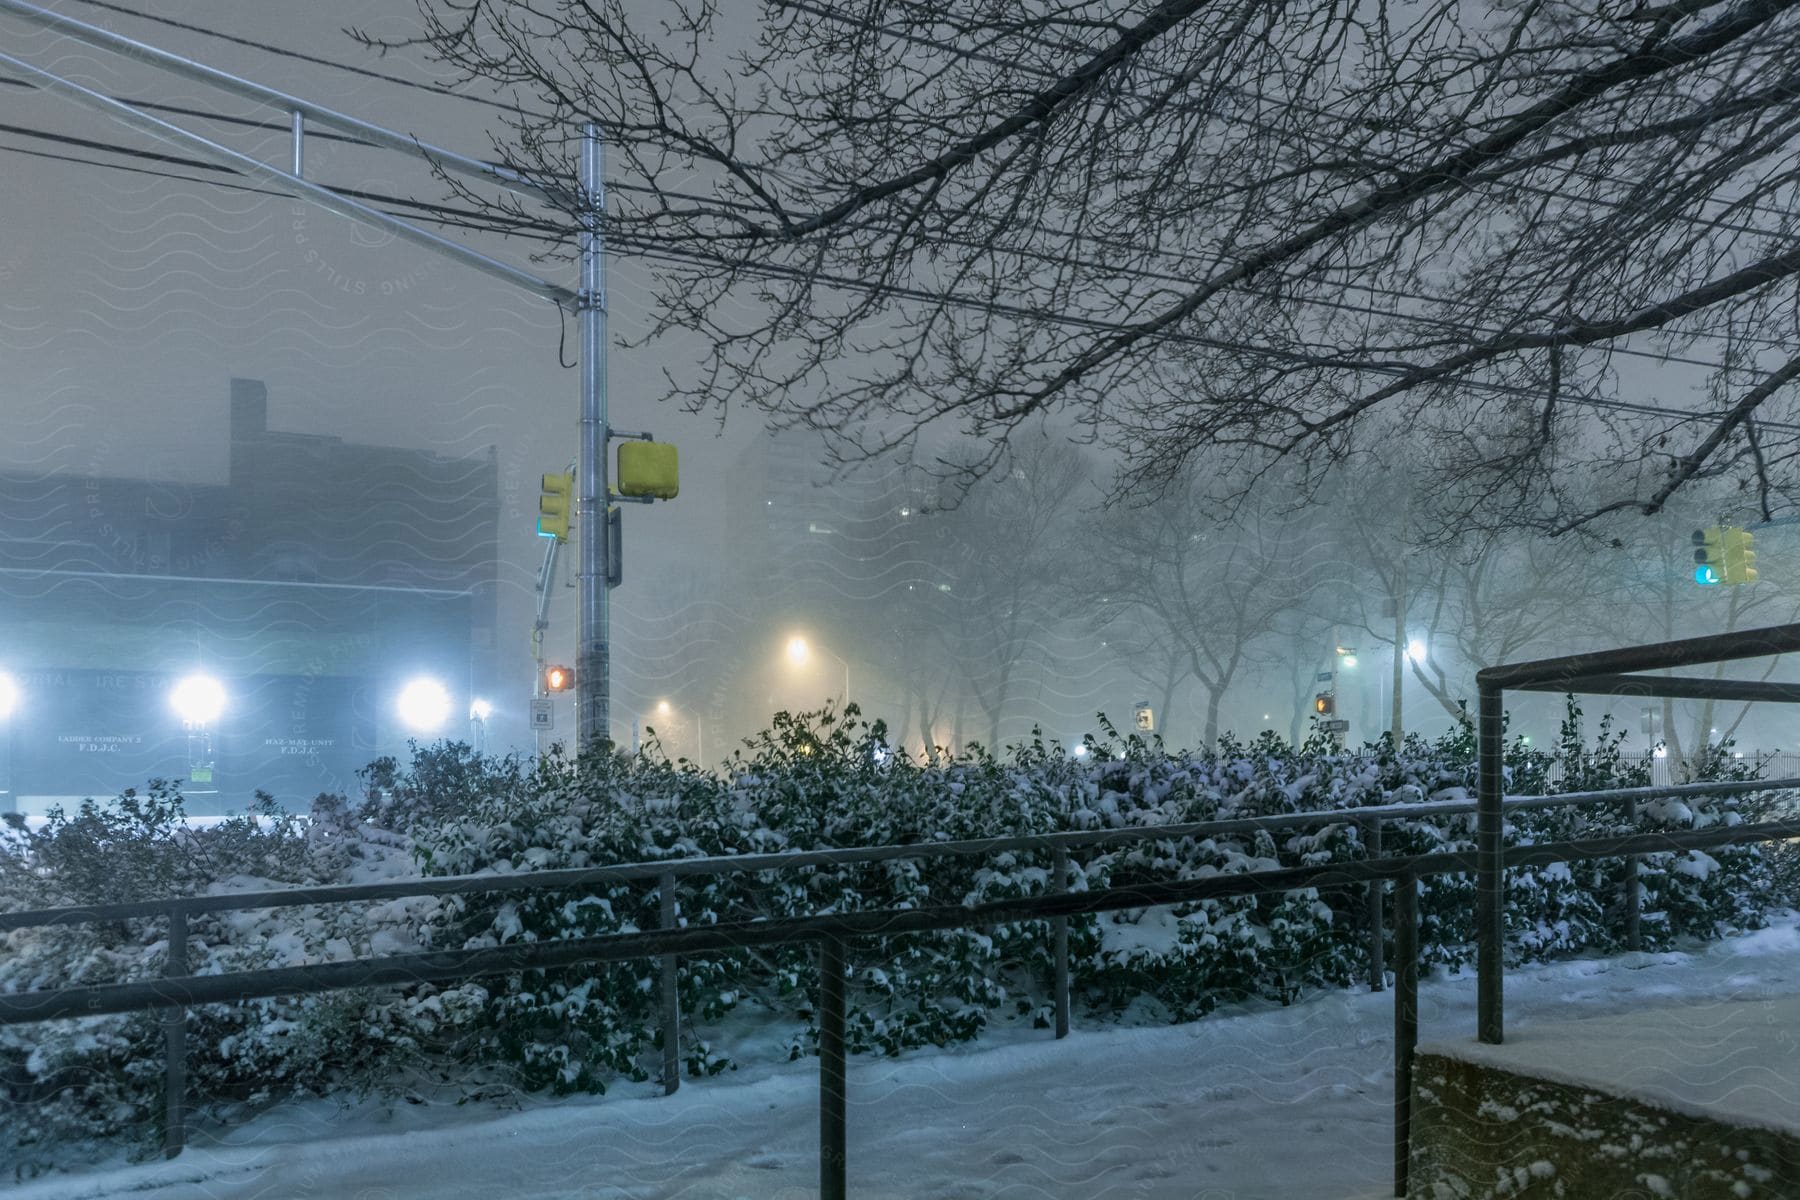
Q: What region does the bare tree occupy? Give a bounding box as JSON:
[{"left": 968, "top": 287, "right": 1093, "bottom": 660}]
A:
[
  {"left": 1087, "top": 467, "right": 1328, "bottom": 746},
  {"left": 931, "top": 437, "right": 1092, "bottom": 751},
  {"left": 376, "top": 1, "right": 1800, "bottom": 533}
]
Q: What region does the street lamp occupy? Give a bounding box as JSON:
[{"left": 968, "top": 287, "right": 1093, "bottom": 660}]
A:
[
  {"left": 784, "top": 634, "right": 850, "bottom": 705},
  {"left": 169, "top": 673, "right": 226, "bottom": 791},
  {"left": 396, "top": 676, "right": 452, "bottom": 735},
  {"left": 651, "top": 698, "right": 704, "bottom": 763},
  {"left": 469, "top": 698, "right": 493, "bottom": 753},
  {"left": 1406, "top": 638, "right": 1427, "bottom": 664}
]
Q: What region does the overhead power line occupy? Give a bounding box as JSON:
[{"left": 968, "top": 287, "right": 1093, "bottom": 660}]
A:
[
  {"left": 35, "top": 0, "right": 1799, "bottom": 368},
  {"left": 7, "top": 122, "right": 1796, "bottom": 447}
]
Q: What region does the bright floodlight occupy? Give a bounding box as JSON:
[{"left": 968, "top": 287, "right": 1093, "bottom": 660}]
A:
[
  {"left": 1341, "top": 654, "right": 1358, "bottom": 669},
  {"left": 0, "top": 672, "right": 17, "bottom": 721},
  {"left": 657, "top": 699, "right": 673, "bottom": 715},
  {"left": 170, "top": 674, "right": 227, "bottom": 725},
  {"left": 397, "top": 676, "right": 452, "bottom": 733},
  {"left": 1406, "top": 638, "right": 1427, "bottom": 664},
  {"left": 1072, "top": 744, "right": 1089, "bottom": 758},
  {"left": 786, "top": 636, "right": 810, "bottom": 665},
  {"left": 469, "top": 698, "right": 493, "bottom": 722}
]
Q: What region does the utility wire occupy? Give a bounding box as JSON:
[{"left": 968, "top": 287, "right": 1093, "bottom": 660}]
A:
[
  {"left": 37, "top": 0, "right": 1800, "bottom": 371},
  {"left": 8, "top": 128, "right": 1796, "bottom": 444},
  {"left": 0, "top": 110, "right": 1782, "bottom": 385}
]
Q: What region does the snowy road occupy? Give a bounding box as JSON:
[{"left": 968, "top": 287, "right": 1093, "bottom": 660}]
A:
[{"left": 14, "top": 916, "right": 1800, "bottom": 1200}]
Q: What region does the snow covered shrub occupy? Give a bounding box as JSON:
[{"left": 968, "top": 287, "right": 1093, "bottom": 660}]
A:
[
  {"left": 0, "top": 784, "right": 400, "bottom": 1174},
  {"left": 3, "top": 699, "right": 1784, "bottom": 1171}
]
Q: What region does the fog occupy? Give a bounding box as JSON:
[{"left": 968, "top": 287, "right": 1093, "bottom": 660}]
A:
[{"left": 2, "top": 0, "right": 1796, "bottom": 813}]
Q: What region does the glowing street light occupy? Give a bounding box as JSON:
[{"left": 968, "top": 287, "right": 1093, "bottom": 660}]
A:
[
  {"left": 0, "top": 672, "right": 17, "bottom": 722},
  {"left": 468, "top": 698, "right": 493, "bottom": 754},
  {"left": 397, "top": 676, "right": 452, "bottom": 734},
  {"left": 783, "top": 634, "right": 850, "bottom": 703},
  {"left": 649, "top": 698, "right": 703, "bottom": 762},
  {"left": 169, "top": 673, "right": 227, "bottom": 726},
  {"left": 1406, "top": 638, "right": 1428, "bottom": 664}
]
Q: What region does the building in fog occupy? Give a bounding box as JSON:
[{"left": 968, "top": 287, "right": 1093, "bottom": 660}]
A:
[{"left": 0, "top": 378, "right": 498, "bottom": 811}]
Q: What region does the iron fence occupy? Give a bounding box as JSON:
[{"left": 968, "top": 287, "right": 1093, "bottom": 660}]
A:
[{"left": 3, "top": 767, "right": 1797, "bottom": 1195}]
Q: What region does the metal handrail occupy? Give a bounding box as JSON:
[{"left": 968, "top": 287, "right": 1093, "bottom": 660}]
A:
[
  {"left": 4, "top": 816, "right": 1795, "bottom": 1026},
  {"left": 4, "top": 815, "right": 1798, "bottom": 1199},
  {"left": 6, "top": 774, "right": 1787, "bottom": 933},
  {"left": 7, "top": 768, "right": 1787, "bottom": 1168}
]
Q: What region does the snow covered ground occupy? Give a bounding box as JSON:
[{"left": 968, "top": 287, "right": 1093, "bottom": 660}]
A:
[{"left": 13, "top": 915, "right": 1800, "bottom": 1200}]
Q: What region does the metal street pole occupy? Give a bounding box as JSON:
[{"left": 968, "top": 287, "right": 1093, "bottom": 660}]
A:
[{"left": 578, "top": 125, "right": 610, "bottom": 748}]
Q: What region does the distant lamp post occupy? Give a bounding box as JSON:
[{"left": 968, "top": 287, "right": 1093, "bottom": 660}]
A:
[
  {"left": 652, "top": 698, "right": 704, "bottom": 763},
  {"left": 169, "top": 673, "right": 226, "bottom": 791},
  {"left": 784, "top": 634, "right": 850, "bottom": 705},
  {"left": 469, "top": 698, "right": 492, "bottom": 753}
]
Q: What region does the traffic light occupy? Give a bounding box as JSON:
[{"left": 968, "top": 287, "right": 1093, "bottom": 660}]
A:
[
  {"left": 544, "top": 664, "right": 573, "bottom": 692},
  {"left": 538, "top": 472, "right": 574, "bottom": 541},
  {"left": 1313, "top": 692, "right": 1335, "bottom": 716},
  {"left": 617, "top": 440, "right": 679, "bottom": 499},
  {"left": 1722, "top": 526, "right": 1758, "bottom": 585},
  {"left": 1692, "top": 526, "right": 1724, "bottom": 586}
]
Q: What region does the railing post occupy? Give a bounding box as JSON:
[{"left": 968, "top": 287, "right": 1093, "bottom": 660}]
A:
[
  {"left": 1366, "top": 816, "right": 1384, "bottom": 993},
  {"left": 1476, "top": 682, "right": 1505, "bottom": 1045},
  {"left": 1623, "top": 798, "right": 1641, "bottom": 952},
  {"left": 659, "top": 870, "right": 680, "bottom": 1096},
  {"left": 163, "top": 902, "right": 188, "bottom": 1160},
  {"left": 1393, "top": 869, "right": 1418, "bottom": 1199},
  {"left": 818, "top": 933, "right": 848, "bottom": 1200},
  {"left": 1052, "top": 843, "right": 1070, "bottom": 1039}
]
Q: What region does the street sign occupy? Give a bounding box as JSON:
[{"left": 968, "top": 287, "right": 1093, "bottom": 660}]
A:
[
  {"left": 1320, "top": 718, "right": 1350, "bottom": 734},
  {"left": 530, "top": 698, "right": 554, "bottom": 730},
  {"left": 1316, "top": 671, "right": 1334, "bottom": 683}
]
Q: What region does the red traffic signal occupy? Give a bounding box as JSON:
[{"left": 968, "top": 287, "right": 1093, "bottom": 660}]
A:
[{"left": 545, "top": 664, "right": 574, "bottom": 692}]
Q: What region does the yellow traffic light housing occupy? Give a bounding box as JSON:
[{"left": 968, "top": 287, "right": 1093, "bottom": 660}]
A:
[
  {"left": 538, "top": 472, "right": 574, "bottom": 541},
  {"left": 1722, "top": 526, "right": 1758, "bottom": 585},
  {"left": 545, "top": 664, "right": 573, "bottom": 692},
  {"left": 617, "top": 441, "right": 679, "bottom": 499},
  {"left": 1313, "top": 692, "right": 1335, "bottom": 716}
]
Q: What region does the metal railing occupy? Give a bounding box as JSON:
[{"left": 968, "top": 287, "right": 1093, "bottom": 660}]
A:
[
  {"left": 4, "top": 766, "right": 1796, "bottom": 1194},
  {"left": 1475, "top": 622, "right": 1800, "bottom": 1049}
]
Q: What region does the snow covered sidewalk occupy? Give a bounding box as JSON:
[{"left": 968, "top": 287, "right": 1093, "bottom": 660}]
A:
[{"left": 13, "top": 917, "right": 1800, "bottom": 1200}]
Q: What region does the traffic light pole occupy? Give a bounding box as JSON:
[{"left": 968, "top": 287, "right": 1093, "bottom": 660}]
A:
[
  {"left": 0, "top": 0, "right": 631, "bottom": 751},
  {"left": 577, "top": 126, "right": 611, "bottom": 748}
]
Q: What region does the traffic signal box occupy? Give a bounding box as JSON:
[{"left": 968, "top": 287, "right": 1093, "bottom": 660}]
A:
[
  {"left": 538, "top": 472, "right": 574, "bottom": 541},
  {"left": 1722, "top": 527, "right": 1758, "bottom": 585},
  {"left": 1313, "top": 692, "right": 1335, "bottom": 716},
  {"left": 1693, "top": 525, "right": 1757, "bottom": 586},
  {"left": 544, "top": 664, "right": 573, "bottom": 692},
  {"left": 617, "top": 441, "right": 679, "bottom": 499}
]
